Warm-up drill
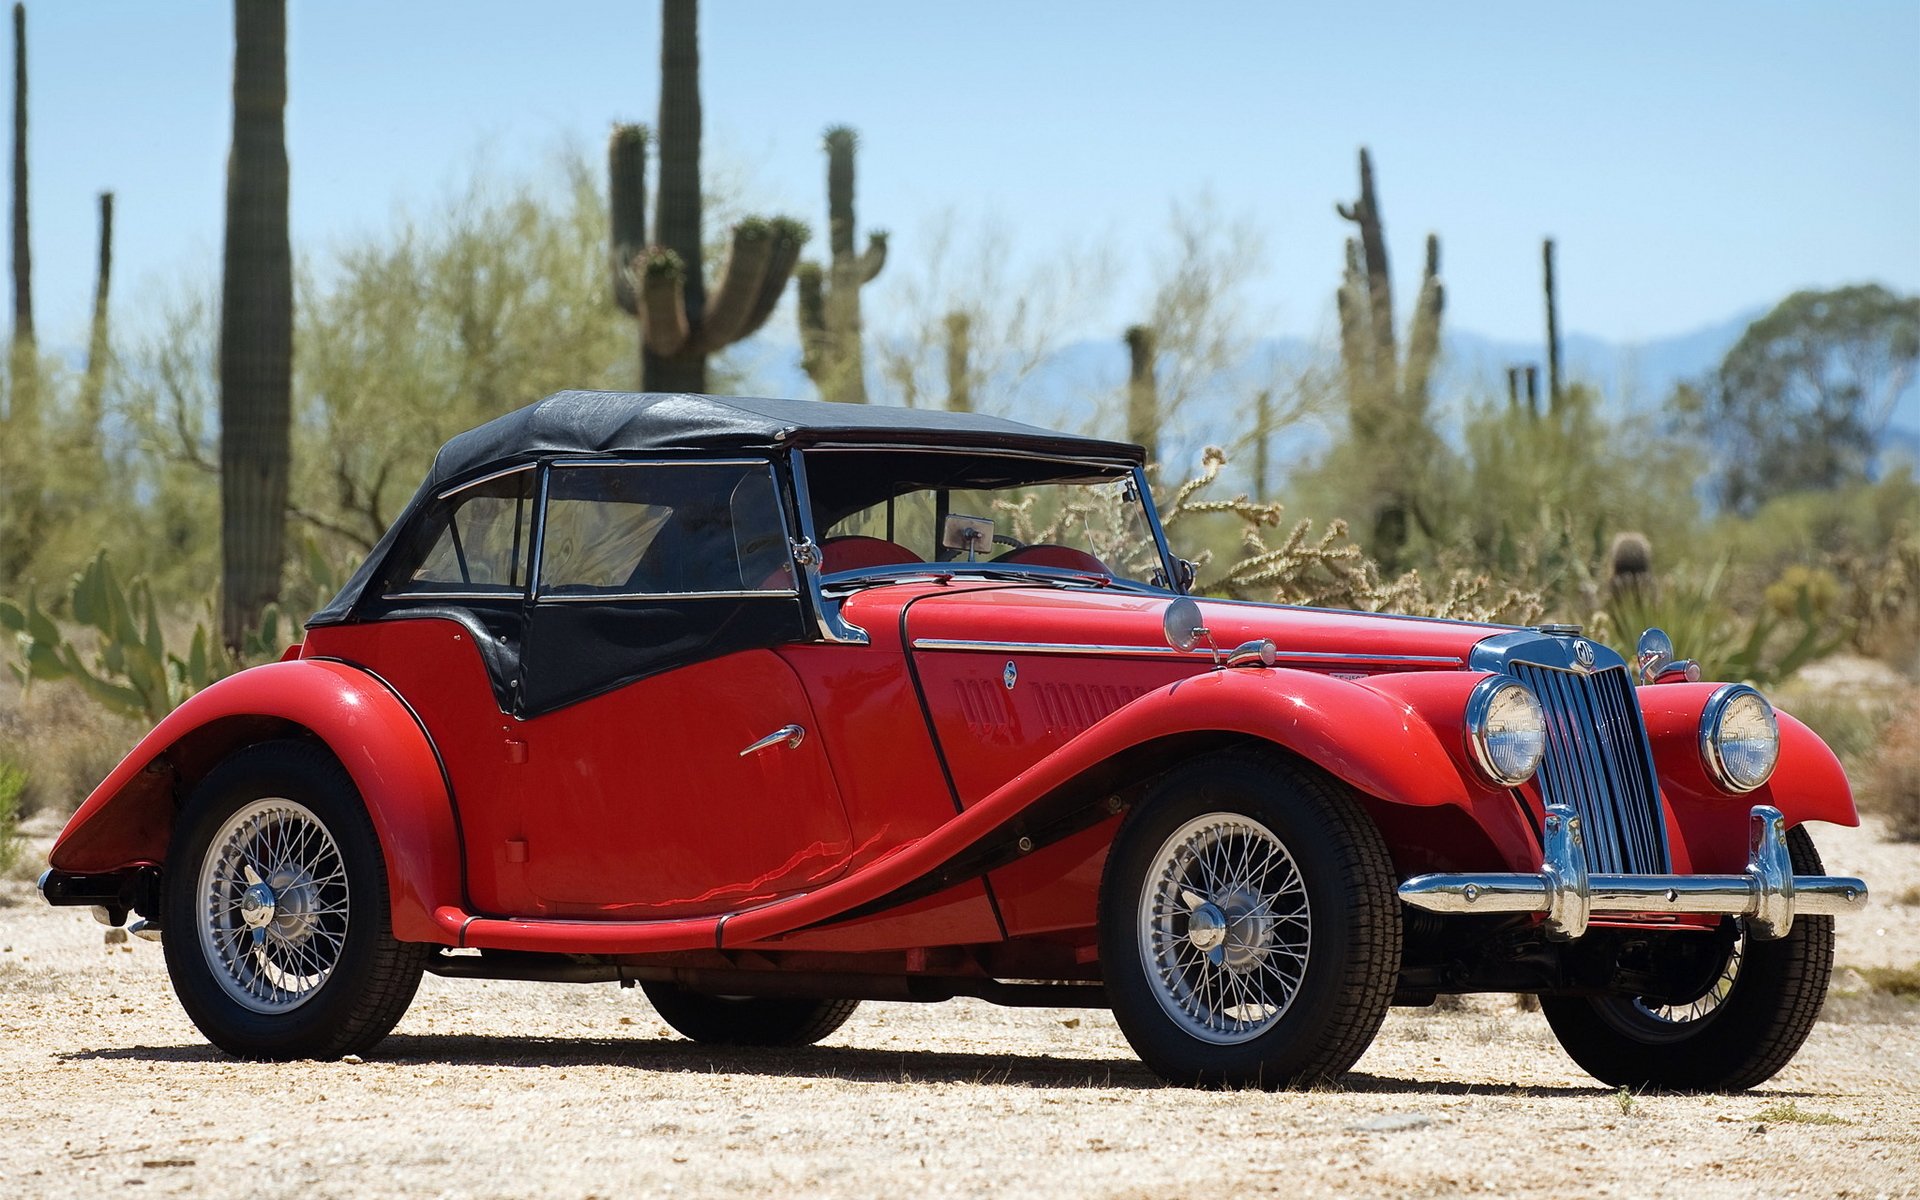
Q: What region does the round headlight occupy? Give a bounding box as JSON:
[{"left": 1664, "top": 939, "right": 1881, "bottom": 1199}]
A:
[
  {"left": 1700, "top": 684, "right": 1779, "bottom": 793},
  {"left": 1466, "top": 676, "right": 1547, "bottom": 787}
]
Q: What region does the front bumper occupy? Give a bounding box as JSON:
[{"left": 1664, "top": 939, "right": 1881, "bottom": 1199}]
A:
[{"left": 1397, "top": 804, "right": 1868, "bottom": 941}]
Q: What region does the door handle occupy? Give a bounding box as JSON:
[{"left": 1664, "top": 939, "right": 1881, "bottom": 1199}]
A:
[{"left": 740, "top": 724, "right": 806, "bottom": 757}]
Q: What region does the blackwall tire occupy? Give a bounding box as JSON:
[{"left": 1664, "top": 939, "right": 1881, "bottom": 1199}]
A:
[
  {"left": 1540, "top": 826, "right": 1835, "bottom": 1092},
  {"left": 641, "top": 983, "right": 861, "bottom": 1047},
  {"left": 1098, "top": 748, "right": 1401, "bottom": 1088},
  {"left": 160, "top": 739, "right": 428, "bottom": 1060}
]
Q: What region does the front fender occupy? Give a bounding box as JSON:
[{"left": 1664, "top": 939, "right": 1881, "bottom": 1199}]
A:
[
  {"left": 48, "top": 659, "right": 461, "bottom": 944},
  {"left": 1638, "top": 682, "right": 1858, "bottom": 875}
]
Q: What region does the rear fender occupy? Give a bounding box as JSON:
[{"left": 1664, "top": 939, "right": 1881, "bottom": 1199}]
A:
[
  {"left": 48, "top": 659, "right": 462, "bottom": 943},
  {"left": 1638, "top": 682, "right": 1857, "bottom": 874}
]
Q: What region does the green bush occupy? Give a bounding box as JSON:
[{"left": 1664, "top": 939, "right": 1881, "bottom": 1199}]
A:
[{"left": 0, "top": 761, "right": 25, "bottom": 877}]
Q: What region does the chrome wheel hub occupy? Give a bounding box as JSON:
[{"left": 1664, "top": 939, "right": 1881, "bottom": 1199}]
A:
[
  {"left": 1138, "top": 813, "right": 1311, "bottom": 1045},
  {"left": 238, "top": 881, "right": 278, "bottom": 930},
  {"left": 195, "top": 798, "right": 350, "bottom": 1014}
]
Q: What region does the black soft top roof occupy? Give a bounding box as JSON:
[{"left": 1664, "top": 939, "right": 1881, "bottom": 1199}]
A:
[
  {"left": 310, "top": 391, "right": 1143, "bottom": 626},
  {"left": 422, "top": 390, "right": 1143, "bottom": 491}
]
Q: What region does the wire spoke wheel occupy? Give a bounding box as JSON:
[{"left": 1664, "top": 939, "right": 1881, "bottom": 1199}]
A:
[
  {"left": 195, "top": 797, "right": 351, "bottom": 1015},
  {"left": 1137, "top": 813, "right": 1311, "bottom": 1045},
  {"left": 1632, "top": 937, "right": 1744, "bottom": 1027}
]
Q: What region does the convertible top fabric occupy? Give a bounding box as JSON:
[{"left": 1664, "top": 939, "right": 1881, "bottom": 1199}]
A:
[
  {"left": 310, "top": 391, "right": 1143, "bottom": 626},
  {"left": 425, "top": 391, "right": 1142, "bottom": 492}
]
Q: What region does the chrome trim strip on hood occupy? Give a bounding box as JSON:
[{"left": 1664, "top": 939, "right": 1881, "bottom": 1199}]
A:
[{"left": 910, "top": 637, "right": 1462, "bottom": 665}]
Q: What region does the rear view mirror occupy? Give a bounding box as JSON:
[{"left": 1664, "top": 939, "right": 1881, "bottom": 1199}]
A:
[
  {"left": 941, "top": 513, "right": 996, "bottom": 561},
  {"left": 1162, "top": 596, "right": 1205, "bottom": 653}
]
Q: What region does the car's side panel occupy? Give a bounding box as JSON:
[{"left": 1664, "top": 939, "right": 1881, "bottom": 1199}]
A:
[
  {"left": 1639, "top": 683, "right": 1858, "bottom": 874},
  {"left": 720, "top": 667, "right": 1513, "bottom": 949},
  {"left": 511, "top": 649, "right": 858, "bottom": 917},
  {"left": 47, "top": 658, "right": 461, "bottom": 944},
  {"left": 303, "top": 618, "right": 537, "bottom": 914}
]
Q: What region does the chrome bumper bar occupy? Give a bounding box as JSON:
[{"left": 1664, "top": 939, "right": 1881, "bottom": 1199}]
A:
[{"left": 1397, "top": 803, "right": 1868, "bottom": 942}]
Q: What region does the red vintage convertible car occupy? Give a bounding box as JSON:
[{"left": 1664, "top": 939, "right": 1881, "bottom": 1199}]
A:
[{"left": 40, "top": 392, "right": 1869, "bottom": 1089}]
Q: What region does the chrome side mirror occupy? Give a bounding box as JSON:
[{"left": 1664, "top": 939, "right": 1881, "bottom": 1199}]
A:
[
  {"left": 1635, "top": 628, "right": 1675, "bottom": 685},
  {"left": 1162, "top": 597, "right": 1205, "bottom": 653}
]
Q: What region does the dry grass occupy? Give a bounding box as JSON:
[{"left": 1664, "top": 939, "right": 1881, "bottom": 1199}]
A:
[
  {"left": 1754, "top": 1100, "right": 1851, "bottom": 1126},
  {"left": 1859, "top": 692, "right": 1920, "bottom": 841},
  {"left": 0, "top": 671, "right": 139, "bottom": 819}
]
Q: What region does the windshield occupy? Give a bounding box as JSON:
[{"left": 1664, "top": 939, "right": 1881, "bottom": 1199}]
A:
[{"left": 801, "top": 450, "right": 1171, "bottom": 588}]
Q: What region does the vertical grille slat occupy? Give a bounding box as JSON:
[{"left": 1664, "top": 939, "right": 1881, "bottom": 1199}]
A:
[{"left": 1514, "top": 662, "right": 1669, "bottom": 875}]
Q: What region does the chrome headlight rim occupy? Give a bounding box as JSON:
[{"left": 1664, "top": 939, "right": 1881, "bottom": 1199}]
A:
[
  {"left": 1698, "top": 683, "right": 1779, "bottom": 794},
  {"left": 1465, "top": 674, "right": 1547, "bottom": 788}
]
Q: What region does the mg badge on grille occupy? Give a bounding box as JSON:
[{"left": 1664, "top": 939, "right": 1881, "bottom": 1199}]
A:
[{"left": 1573, "top": 639, "right": 1596, "bottom": 669}]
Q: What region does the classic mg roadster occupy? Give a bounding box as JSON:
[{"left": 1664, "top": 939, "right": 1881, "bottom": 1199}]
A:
[{"left": 40, "top": 391, "right": 1869, "bottom": 1089}]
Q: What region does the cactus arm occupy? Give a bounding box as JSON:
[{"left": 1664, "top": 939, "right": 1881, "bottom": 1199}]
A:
[
  {"left": 698, "top": 218, "right": 775, "bottom": 350},
  {"left": 607, "top": 123, "right": 649, "bottom": 317},
  {"left": 733, "top": 215, "right": 808, "bottom": 341},
  {"left": 859, "top": 231, "right": 887, "bottom": 283},
  {"left": 1402, "top": 234, "right": 1444, "bottom": 403},
  {"left": 640, "top": 249, "right": 691, "bottom": 358},
  {"left": 796, "top": 261, "right": 826, "bottom": 382}
]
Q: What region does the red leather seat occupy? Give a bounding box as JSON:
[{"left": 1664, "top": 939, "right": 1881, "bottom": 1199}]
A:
[
  {"left": 821, "top": 535, "right": 923, "bottom": 572},
  {"left": 992, "top": 544, "right": 1110, "bottom": 575}
]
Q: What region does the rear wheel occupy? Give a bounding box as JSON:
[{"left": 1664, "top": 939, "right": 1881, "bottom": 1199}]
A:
[
  {"left": 1099, "top": 749, "right": 1401, "bottom": 1088},
  {"left": 1540, "top": 826, "right": 1834, "bottom": 1091},
  {"left": 641, "top": 983, "right": 860, "bottom": 1047},
  {"left": 161, "top": 740, "right": 428, "bottom": 1060}
]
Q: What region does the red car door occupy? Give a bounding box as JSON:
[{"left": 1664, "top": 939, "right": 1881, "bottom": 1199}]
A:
[
  {"left": 502, "top": 459, "right": 856, "bottom": 918},
  {"left": 515, "top": 649, "right": 853, "bottom": 917}
]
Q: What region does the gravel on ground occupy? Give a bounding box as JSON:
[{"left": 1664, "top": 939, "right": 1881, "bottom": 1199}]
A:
[{"left": 2, "top": 813, "right": 1915, "bottom": 1199}]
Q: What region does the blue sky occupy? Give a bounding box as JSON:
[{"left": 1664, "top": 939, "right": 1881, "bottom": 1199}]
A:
[{"left": 21, "top": 1, "right": 1920, "bottom": 352}]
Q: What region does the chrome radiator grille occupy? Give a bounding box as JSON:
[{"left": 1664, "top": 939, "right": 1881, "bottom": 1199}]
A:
[{"left": 1513, "top": 662, "right": 1670, "bottom": 874}]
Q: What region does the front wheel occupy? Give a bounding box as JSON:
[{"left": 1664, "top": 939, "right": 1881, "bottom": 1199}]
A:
[
  {"left": 1540, "top": 825, "right": 1835, "bottom": 1091},
  {"left": 641, "top": 983, "right": 860, "bottom": 1047},
  {"left": 161, "top": 740, "right": 428, "bottom": 1060},
  {"left": 1099, "top": 749, "right": 1402, "bottom": 1088}
]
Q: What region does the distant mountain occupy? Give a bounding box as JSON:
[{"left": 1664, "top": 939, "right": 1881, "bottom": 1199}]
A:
[{"left": 724, "top": 303, "right": 1920, "bottom": 480}]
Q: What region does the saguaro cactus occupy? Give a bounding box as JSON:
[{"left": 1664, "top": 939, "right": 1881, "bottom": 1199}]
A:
[
  {"left": 9, "top": 1, "right": 27, "bottom": 349},
  {"left": 608, "top": 0, "right": 808, "bottom": 393},
  {"left": 1333, "top": 147, "right": 1444, "bottom": 565},
  {"left": 1124, "top": 325, "right": 1159, "bottom": 463},
  {"left": 78, "top": 190, "right": 112, "bottom": 439},
  {"left": 1543, "top": 237, "right": 1563, "bottom": 413},
  {"left": 0, "top": 0, "right": 33, "bottom": 583},
  {"left": 218, "top": 0, "right": 293, "bottom": 651},
  {"left": 944, "top": 311, "right": 972, "bottom": 413},
  {"left": 796, "top": 125, "right": 886, "bottom": 404}
]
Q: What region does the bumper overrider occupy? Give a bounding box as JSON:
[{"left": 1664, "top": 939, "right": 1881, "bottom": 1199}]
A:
[{"left": 1398, "top": 803, "right": 1869, "bottom": 941}]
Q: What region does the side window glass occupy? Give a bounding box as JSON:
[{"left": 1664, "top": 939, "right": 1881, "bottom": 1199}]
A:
[
  {"left": 386, "top": 467, "right": 534, "bottom": 595},
  {"left": 539, "top": 462, "right": 793, "bottom": 597}
]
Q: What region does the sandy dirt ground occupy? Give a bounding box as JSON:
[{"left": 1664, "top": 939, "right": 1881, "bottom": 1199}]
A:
[{"left": 3, "top": 813, "right": 1916, "bottom": 1200}]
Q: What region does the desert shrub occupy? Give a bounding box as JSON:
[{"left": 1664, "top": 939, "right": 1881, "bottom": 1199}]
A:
[
  {"left": 1863, "top": 704, "right": 1920, "bottom": 841},
  {"left": 1597, "top": 559, "right": 1846, "bottom": 688},
  {"left": 0, "top": 761, "right": 25, "bottom": 876},
  {"left": 0, "top": 669, "right": 138, "bottom": 818},
  {"left": 1164, "top": 448, "right": 1545, "bottom": 624}
]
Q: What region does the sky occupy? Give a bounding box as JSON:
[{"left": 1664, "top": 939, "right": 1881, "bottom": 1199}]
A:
[{"left": 20, "top": 1, "right": 1920, "bottom": 354}]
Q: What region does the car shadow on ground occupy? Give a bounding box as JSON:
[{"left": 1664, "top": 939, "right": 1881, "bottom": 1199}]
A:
[{"left": 59, "top": 1035, "right": 1679, "bottom": 1096}]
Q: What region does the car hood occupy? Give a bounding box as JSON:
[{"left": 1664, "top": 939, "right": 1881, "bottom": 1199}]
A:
[{"left": 857, "top": 582, "right": 1508, "bottom": 669}]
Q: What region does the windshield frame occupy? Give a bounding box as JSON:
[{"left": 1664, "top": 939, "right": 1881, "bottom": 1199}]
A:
[{"left": 790, "top": 444, "right": 1182, "bottom": 601}]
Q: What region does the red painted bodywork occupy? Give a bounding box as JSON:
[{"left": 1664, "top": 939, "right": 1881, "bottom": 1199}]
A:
[
  {"left": 49, "top": 579, "right": 1862, "bottom": 962},
  {"left": 47, "top": 659, "right": 460, "bottom": 943}
]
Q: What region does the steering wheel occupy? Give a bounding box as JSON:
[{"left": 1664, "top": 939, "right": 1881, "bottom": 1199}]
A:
[{"left": 992, "top": 533, "right": 1028, "bottom": 551}]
